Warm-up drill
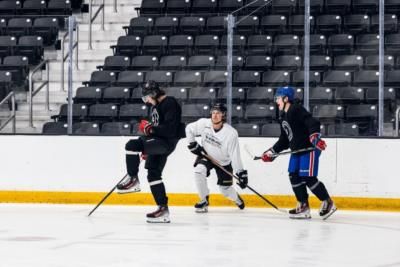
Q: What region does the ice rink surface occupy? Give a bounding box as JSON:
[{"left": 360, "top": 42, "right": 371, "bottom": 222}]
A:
[{"left": 0, "top": 204, "right": 399, "bottom": 267}]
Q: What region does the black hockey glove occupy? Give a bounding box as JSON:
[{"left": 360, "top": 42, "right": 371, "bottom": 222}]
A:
[
  {"left": 188, "top": 141, "right": 206, "bottom": 157},
  {"left": 236, "top": 170, "right": 248, "bottom": 189}
]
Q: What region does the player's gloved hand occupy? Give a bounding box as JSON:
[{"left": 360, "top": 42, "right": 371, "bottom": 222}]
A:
[
  {"left": 140, "top": 153, "right": 147, "bottom": 161},
  {"left": 261, "top": 148, "right": 277, "bottom": 162},
  {"left": 139, "top": 120, "right": 152, "bottom": 136},
  {"left": 187, "top": 141, "right": 206, "bottom": 157},
  {"left": 309, "top": 133, "right": 326, "bottom": 151},
  {"left": 236, "top": 170, "right": 248, "bottom": 189}
]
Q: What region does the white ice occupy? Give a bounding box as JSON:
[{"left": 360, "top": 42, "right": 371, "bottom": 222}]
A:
[{"left": 0, "top": 204, "right": 399, "bottom": 267}]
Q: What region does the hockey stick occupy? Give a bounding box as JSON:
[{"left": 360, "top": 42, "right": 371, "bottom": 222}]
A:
[
  {"left": 88, "top": 173, "right": 129, "bottom": 217},
  {"left": 201, "top": 153, "right": 287, "bottom": 214},
  {"left": 244, "top": 144, "right": 315, "bottom": 161}
]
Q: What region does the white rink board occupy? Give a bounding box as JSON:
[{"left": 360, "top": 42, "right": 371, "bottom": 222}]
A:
[{"left": 0, "top": 136, "right": 398, "bottom": 198}]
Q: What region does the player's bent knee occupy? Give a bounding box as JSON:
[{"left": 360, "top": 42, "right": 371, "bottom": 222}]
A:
[{"left": 125, "top": 139, "right": 143, "bottom": 152}]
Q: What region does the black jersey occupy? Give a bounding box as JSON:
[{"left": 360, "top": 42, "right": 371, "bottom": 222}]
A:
[
  {"left": 149, "top": 96, "right": 184, "bottom": 140},
  {"left": 272, "top": 103, "right": 321, "bottom": 153}
]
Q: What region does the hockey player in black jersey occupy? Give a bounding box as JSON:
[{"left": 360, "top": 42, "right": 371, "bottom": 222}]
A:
[
  {"left": 116, "top": 81, "right": 184, "bottom": 223},
  {"left": 261, "top": 86, "right": 337, "bottom": 220}
]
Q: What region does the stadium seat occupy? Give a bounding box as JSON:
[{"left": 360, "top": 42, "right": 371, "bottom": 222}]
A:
[
  {"left": 1, "top": 55, "right": 29, "bottom": 83},
  {"left": 289, "top": 15, "right": 315, "bottom": 35},
  {"left": 353, "top": 70, "right": 380, "bottom": 86},
  {"left": 32, "top": 17, "right": 59, "bottom": 45},
  {"left": 165, "top": 0, "right": 192, "bottom": 15},
  {"left": 233, "top": 123, "right": 260, "bottom": 136},
  {"left": 346, "top": 104, "right": 377, "bottom": 120},
  {"left": 233, "top": 71, "right": 261, "bottom": 86},
  {"left": 328, "top": 34, "right": 354, "bottom": 56},
  {"left": 16, "top": 36, "right": 44, "bottom": 65},
  {"left": 119, "top": 104, "right": 149, "bottom": 121},
  {"left": 274, "top": 55, "right": 302, "bottom": 70},
  {"left": 246, "top": 87, "right": 275, "bottom": 103},
  {"left": 247, "top": 35, "right": 273, "bottom": 55},
  {"left": 356, "top": 34, "right": 379, "bottom": 55},
  {"left": 194, "top": 35, "right": 220, "bottom": 55},
  {"left": 85, "top": 71, "right": 116, "bottom": 86},
  {"left": 168, "top": 35, "right": 193, "bottom": 55},
  {"left": 115, "top": 71, "right": 145, "bottom": 87},
  {"left": 154, "top": 17, "right": 179, "bottom": 36},
  {"left": 47, "top": 0, "right": 72, "bottom": 15},
  {"left": 325, "top": 0, "right": 351, "bottom": 15},
  {"left": 217, "top": 87, "right": 246, "bottom": 103},
  {"left": 365, "top": 87, "right": 397, "bottom": 102},
  {"left": 88, "top": 104, "right": 118, "bottom": 121},
  {"left": 139, "top": 0, "right": 165, "bottom": 16},
  {"left": 188, "top": 87, "right": 216, "bottom": 103},
  {"left": 21, "top": 0, "right": 46, "bottom": 15},
  {"left": 309, "top": 87, "right": 334, "bottom": 103},
  {"left": 385, "top": 34, "right": 400, "bottom": 55},
  {"left": 130, "top": 55, "right": 158, "bottom": 70},
  {"left": 145, "top": 70, "right": 173, "bottom": 85},
  {"left": 0, "top": 1, "right": 21, "bottom": 15},
  {"left": 371, "top": 14, "right": 398, "bottom": 33},
  {"left": 53, "top": 103, "right": 88, "bottom": 121},
  {"left": 327, "top": 123, "right": 360, "bottom": 136},
  {"left": 365, "top": 55, "right": 394, "bottom": 70},
  {"left": 260, "top": 15, "right": 287, "bottom": 35},
  {"left": 42, "top": 121, "right": 68, "bottom": 135},
  {"left": 187, "top": 55, "right": 215, "bottom": 70},
  {"left": 220, "top": 35, "right": 246, "bottom": 55},
  {"left": 174, "top": 71, "right": 202, "bottom": 86},
  {"left": 179, "top": 17, "right": 205, "bottom": 36},
  {"left": 352, "top": 0, "right": 378, "bottom": 14},
  {"left": 181, "top": 103, "right": 210, "bottom": 122},
  {"left": 333, "top": 55, "right": 364, "bottom": 71},
  {"left": 218, "top": 0, "right": 243, "bottom": 14},
  {"left": 261, "top": 123, "right": 281, "bottom": 137},
  {"left": 343, "top": 15, "right": 370, "bottom": 35},
  {"left": 312, "top": 104, "right": 345, "bottom": 120},
  {"left": 101, "top": 122, "right": 132, "bottom": 135},
  {"left": 164, "top": 87, "right": 188, "bottom": 102},
  {"left": 292, "top": 71, "right": 321, "bottom": 86},
  {"left": 273, "top": 34, "right": 300, "bottom": 55},
  {"left": 73, "top": 86, "right": 102, "bottom": 104},
  {"left": 111, "top": 36, "right": 142, "bottom": 57},
  {"left": 203, "top": 71, "right": 227, "bottom": 86},
  {"left": 206, "top": 16, "right": 227, "bottom": 36},
  {"left": 191, "top": 0, "right": 217, "bottom": 15},
  {"left": 271, "top": 0, "right": 297, "bottom": 15},
  {"left": 316, "top": 15, "right": 342, "bottom": 35},
  {"left": 215, "top": 56, "right": 244, "bottom": 70},
  {"left": 335, "top": 87, "right": 365, "bottom": 103},
  {"left": 73, "top": 122, "right": 100, "bottom": 135},
  {"left": 101, "top": 56, "right": 130, "bottom": 71},
  {"left": 323, "top": 70, "right": 352, "bottom": 86},
  {"left": 125, "top": 17, "right": 154, "bottom": 37},
  {"left": 302, "top": 34, "right": 327, "bottom": 55},
  {"left": 159, "top": 55, "right": 187, "bottom": 70},
  {"left": 309, "top": 55, "right": 332, "bottom": 71},
  {"left": 244, "top": 55, "right": 273, "bottom": 70},
  {"left": 142, "top": 35, "right": 168, "bottom": 56},
  {"left": 245, "top": 104, "right": 277, "bottom": 122},
  {"left": 102, "top": 87, "right": 131, "bottom": 103},
  {"left": 7, "top": 18, "right": 32, "bottom": 38},
  {"left": 261, "top": 71, "right": 291, "bottom": 86},
  {"left": 235, "top": 16, "right": 259, "bottom": 36},
  {"left": 298, "top": 0, "right": 324, "bottom": 14}
]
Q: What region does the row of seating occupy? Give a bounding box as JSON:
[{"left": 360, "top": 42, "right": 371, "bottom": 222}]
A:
[
  {"left": 138, "top": 0, "right": 400, "bottom": 16},
  {"left": 0, "top": 55, "right": 29, "bottom": 83},
  {"left": 82, "top": 70, "right": 400, "bottom": 87},
  {"left": 0, "top": 35, "right": 43, "bottom": 64},
  {"left": 126, "top": 14, "right": 399, "bottom": 37},
  {"left": 98, "top": 54, "right": 400, "bottom": 72},
  {"left": 111, "top": 34, "right": 400, "bottom": 57},
  {"left": 0, "top": 17, "right": 60, "bottom": 45},
  {"left": 42, "top": 120, "right": 379, "bottom": 137},
  {"left": 51, "top": 102, "right": 387, "bottom": 122},
  {"left": 0, "top": 0, "right": 72, "bottom": 16},
  {"left": 72, "top": 86, "right": 398, "bottom": 105}
]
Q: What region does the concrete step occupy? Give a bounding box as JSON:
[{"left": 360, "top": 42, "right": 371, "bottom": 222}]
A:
[
  {"left": 76, "top": 29, "right": 124, "bottom": 42},
  {"left": 49, "top": 59, "right": 103, "bottom": 71},
  {"left": 33, "top": 81, "right": 84, "bottom": 92}
]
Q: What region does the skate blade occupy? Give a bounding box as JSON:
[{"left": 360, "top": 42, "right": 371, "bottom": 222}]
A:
[
  {"left": 322, "top": 207, "right": 337, "bottom": 221},
  {"left": 195, "top": 207, "right": 208, "bottom": 213},
  {"left": 116, "top": 187, "right": 141, "bottom": 194},
  {"left": 146, "top": 217, "right": 171, "bottom": 223},
  {"left": 289, "top": 214, "right": 312, "bottom": 220}
]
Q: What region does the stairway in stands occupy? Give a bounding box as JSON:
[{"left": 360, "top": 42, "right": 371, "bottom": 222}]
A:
[{"left": 0, "top": 0, "right": 141, "bottom": 133}]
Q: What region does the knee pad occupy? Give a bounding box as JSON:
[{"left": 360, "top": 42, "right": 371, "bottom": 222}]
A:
[{"left": 125, "top": 139, "right": 143, "bottom": 152}]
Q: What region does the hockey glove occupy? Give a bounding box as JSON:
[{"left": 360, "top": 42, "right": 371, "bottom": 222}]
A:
[
  {"left": 140, "top": 153, "right": 147, "bottom": 161},
  {"left": 188, "top": 141, "right": 206, "bottom": 157},
  {"left": 261, "top": 148, "right": 277, "bottom": 162},
  {"left": 309, "top": 133, "right": 326, "bottom": 151},
  {"left": 139, "top": 120, "right": 153, "bottom": 136},
  {"left": 236, "top": 170, "right": 248, "bottom": 189}
]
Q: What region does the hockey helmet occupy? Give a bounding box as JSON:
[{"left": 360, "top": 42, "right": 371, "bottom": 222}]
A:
[{"left": 275, "top": 86, "right": 295, "bottom": 102}]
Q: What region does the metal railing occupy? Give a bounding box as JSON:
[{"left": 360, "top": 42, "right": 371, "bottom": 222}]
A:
[
  {"left": 61, "top": 20, "right": 79, "bottom": 91},
  {"left": 395, "top": 107, "right": 400, "bottom": 137},
  {"left": 0, "top": 91, "right": 16, "bottom": 133},
  {"left": 113, "top": 0, "right": 117, "bottom": 12},
  {"left": 88, "top": 0, "right": 105, "bottom": 50},
  {"left": 29, "top": 59, "right": 50, "bottom": 128}
]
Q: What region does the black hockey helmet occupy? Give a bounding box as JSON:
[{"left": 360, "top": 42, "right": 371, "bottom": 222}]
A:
[
  {"left": 210, "top": 103, "right": 227, "bottom": 121},
  {"left": 141, "top": 80, "right": 163, "bottom": 101}
]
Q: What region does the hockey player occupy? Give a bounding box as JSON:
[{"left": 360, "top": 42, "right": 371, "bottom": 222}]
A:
[
  {"left": 261, "top": 86, "right": 336, "bottom": 219},
  {"left": 185, "top": 103, "right": 248, "bottom": 213},
  {"left": 116, "top": 81, "right": 184, "bottom": 223}
]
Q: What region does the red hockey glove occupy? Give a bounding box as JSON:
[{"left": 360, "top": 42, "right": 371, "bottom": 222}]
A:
[
  {"left": 139, "top": 120, "right": 152, "bottom": 135},
  {"left": 309, "top": 133, "right": 326, "bottom": 151},
  {"left": 140, "top": 153, "right": 147, "bottom": 161},
  {"left": 261, "top": 148, "right": 277, "bottom": 162}
]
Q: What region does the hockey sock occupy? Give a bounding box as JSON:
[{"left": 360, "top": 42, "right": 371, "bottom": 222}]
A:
[
  {"left": 219, "top": 186, "right": 239, "bottom": 202},
  {"left": 305, "top": 176, "right": 330, "bottom": 201},
  {"left": 149, "top": 179, "right": 168, "bottom": 206},
  {"left": 289, "top": 173, "right": 309, "bottom": 203},
  {"left": 194, "top": 168, "right": 210, "bottom": 201},
  {"left": 125, "top": 152, "right": 140, "bottom": 177}
]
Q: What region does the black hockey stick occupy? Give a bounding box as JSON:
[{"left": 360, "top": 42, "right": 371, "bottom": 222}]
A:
[
  {"left": 201, "top": 153, "right": 287, "bottom": 214},
  {"left": 244, "top": 145, "right": 315, "bottom": 161},
  {"left": 88, "top": 173, "right": 129, "bottom": 217}
]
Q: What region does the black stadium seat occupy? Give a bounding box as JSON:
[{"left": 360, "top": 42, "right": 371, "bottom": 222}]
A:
[
  {"left": 130, "top": 55, "right": 158, "bottom": 70},
  {"left": 233, "top": 123, "right": 260, "bottom": 136},
  {"left": 115, "top": 71, "right": 145, "bottom": 87},
  {"left": 73, "top": 122, "right": 100, "bottom": 135},
  {"left": 174, "top": 71, "right": 202, "bottom": 86},
  {"left": 112, "top": 36, "right": 142, "bottom": 57},
  {"left": 88, "top": 103, "right": 118, "bottom": 121},
  {"left": 102, "top": 87, "right": 131, "bottom": 103},
  {"left": 125, "top": 17, "right": 154, "bottom": 37},
  {"left": 101, "top": 122, "right": 132, "bottom": 135},
  {"left": 42, "top": 121, "right": 68, "bottom": 135},
  {"left": 119, "top": 104, "right": 149, "bottom": 121},
  {"left": 154, "top": 17, "right": 179, "bottom": 36},
  {"left": 180, "top": 17, "right": 205, "bottom": 36},
  {"left": 159, "top": 55, "right": 187, "bottom": 70},
  {"left": 73, "top": 86, "right": 102, "bottom": 104},
  {"left": 102, "top": 56, "right": 130, "bottom": 71}
]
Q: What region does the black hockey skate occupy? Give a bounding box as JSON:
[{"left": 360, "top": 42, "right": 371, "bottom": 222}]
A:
[
  {"left": 289, "top": 201, "right": 311, "bottom": 219},
  {"left": 319, "top": 199, "right": 337, "bottom": 220},
  {"left": 236, "top": 194, "right": 245, "bottom": 210},
  {"left": 146, "top": 205, "right": 170, "bottom": 223},
  {"left": 194, "top": 196, "right": 209, "bottom": 213},
  {"left": 116, "top": 175, "right": 141, "bottom": 194}
]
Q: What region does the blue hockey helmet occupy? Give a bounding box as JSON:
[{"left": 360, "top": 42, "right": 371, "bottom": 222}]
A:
[{"left": 275, "top": 86, "right": 295, "bottom": 102}]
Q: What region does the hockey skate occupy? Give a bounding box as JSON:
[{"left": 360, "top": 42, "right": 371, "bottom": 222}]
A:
[
  {"left": 116, "top": 175, "right": 141, "bottom": 194},
  {"left": 289, "top": 201, "right": 311, "bottom": 219},
  {"left": 146, "top": 205, "right": 170, "bottom": 223},
  {"left": 194, "top": 196, "right": 209, "bottom": 213},
  {"left": 235, "top": 194, "right": 245, "bottom": 210},
  {"left": 319, "top": 199, "right": 337, "bottom": 220}
]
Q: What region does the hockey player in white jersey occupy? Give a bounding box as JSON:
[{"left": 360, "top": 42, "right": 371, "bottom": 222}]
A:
[{"left": 185, "top": 103, "right": 248, "bottom": 213}]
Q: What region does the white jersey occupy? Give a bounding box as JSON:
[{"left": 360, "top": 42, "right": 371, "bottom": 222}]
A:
[{"left": 185, "top": 118, "right": 244, "bottom": 172}]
